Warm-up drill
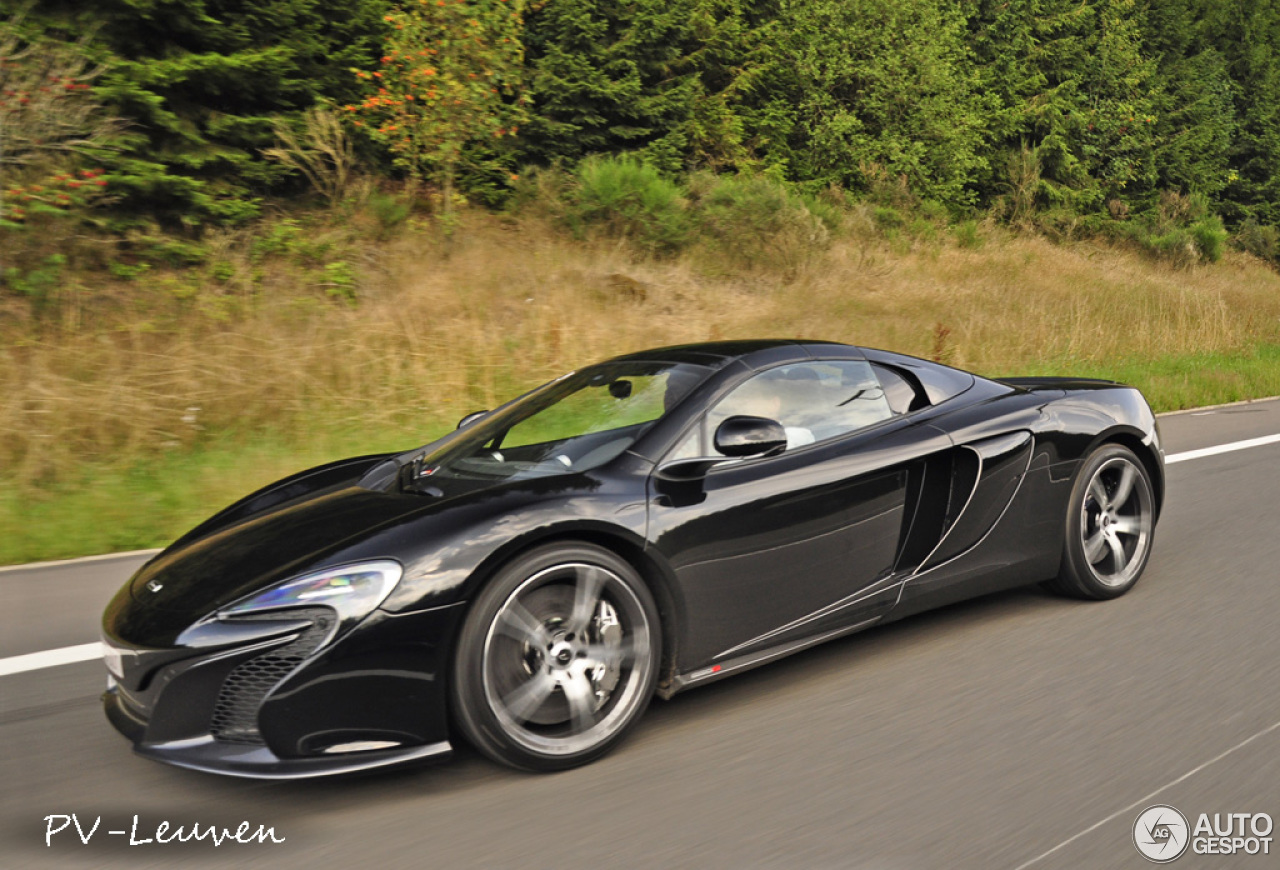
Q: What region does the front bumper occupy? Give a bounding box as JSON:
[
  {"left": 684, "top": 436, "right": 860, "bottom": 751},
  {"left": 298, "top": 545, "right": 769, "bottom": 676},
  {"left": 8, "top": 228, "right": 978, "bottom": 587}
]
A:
[
  {"left": 105, "top": 688, "right": 451, "bottom": 778},
  {"left": 102, "top": 600, "right": 467, "bottom": 779}
]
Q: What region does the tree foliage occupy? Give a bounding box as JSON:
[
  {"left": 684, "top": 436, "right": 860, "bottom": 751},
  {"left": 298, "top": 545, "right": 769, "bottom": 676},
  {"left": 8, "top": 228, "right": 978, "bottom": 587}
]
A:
[
  {"left": 349, "top": 1, "right": 526, "bottom": 203},
  {"left": 13, "top": 0, "right": 1280, "bottom": 240},
  {"left": 520, "top": 0, "right": 779, "bottom": 173},
  {"left": 1201, "top": 0, "right": 1280, "bottom": 224},
  {"left": 0, "top": 5, "right": 117, "bottom": 238},
  {"left": 19, "top": 0, "right": 393, "bottom": 227},
  {"left": 967, "top": 0, "right": 1161, "bottom": 212},
  {"left": 0, "top": 9, "right": 116, "bottom": 171},
  {"left": 774, "top": 0, "right": 989, "bottom": 204}
]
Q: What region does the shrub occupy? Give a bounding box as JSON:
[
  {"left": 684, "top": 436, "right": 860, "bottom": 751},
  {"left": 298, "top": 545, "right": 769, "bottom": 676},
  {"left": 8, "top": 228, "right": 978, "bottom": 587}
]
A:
[
  {"left": 565, "top": 156, "right": 690, "bottom": 254},
  {"left": 318, "top": 261, "right": 358, "bottom": 305},
  {"left": 1141, "top": 227, "right": 1200, "bottom": 268},
  {"left": 3, "top": 254, "right": 66, "bottom": 317},
  {"left": 263, "top": 106, "right": 358, "bottom": 207},
  {"left": 954, "top": 219, "right": 984, "bottom": 249},
  {"left": 1234, "top": 218, "right": 1280, "bottom": 262},
  {"left": 1122, "top": 192, "right": 1227, "bottom": 266},
  {"left": 507, "top": 164, "right": 572, "bottom": 218},
  {"left": 872, "top": 206, "right": 905, "bottom": 232},
  {"left": 366, "top": 191, "right": 412, "bottom": 239},
  {"left": 691, "top": 173, "right": 830, "bottom": 274},
  {"left": 1190, "top": 216, "right": 1227, "bottom": 263},
  {"left": 799, "top": 186, "right": 847, "bottom": 234}
]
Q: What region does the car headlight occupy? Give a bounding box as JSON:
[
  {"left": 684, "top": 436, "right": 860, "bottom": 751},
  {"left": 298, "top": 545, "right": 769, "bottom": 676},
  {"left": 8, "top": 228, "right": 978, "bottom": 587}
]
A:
[{"left": 219, "top": 561, "right": 403, "bottom": 625}]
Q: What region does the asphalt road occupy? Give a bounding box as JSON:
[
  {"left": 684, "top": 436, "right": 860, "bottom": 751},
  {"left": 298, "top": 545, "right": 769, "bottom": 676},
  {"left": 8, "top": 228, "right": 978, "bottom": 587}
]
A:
[{"left": 3, "top": 398, "right": 1280, "bottom": 869}]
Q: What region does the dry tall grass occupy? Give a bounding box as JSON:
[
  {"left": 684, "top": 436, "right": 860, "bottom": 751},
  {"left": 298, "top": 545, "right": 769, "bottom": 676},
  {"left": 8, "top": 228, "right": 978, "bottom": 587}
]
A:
[{"left": 4, "top": 209, "right": 1280, "bottom": 490}]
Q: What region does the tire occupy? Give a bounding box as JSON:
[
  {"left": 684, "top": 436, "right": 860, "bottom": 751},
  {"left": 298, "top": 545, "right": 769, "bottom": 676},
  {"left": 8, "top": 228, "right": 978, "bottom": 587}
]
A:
[
  {"left": 451, "top": 542, "right": 661, "bottom": 772},
  {"left": 1047, "top": 444, "right": 1156, "bottom": 599}
]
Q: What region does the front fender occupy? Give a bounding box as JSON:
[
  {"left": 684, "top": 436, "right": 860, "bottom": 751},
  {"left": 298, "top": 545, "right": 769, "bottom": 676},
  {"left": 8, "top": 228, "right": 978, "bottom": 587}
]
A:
[{"left": 332, "top": 462, "right": 654, "bottom": 613}]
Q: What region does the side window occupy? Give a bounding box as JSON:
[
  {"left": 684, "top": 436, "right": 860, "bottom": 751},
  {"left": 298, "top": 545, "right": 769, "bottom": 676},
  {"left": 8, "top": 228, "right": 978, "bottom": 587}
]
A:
[{"left": 671, "top": 361, "right": 896, "bottom": 458}]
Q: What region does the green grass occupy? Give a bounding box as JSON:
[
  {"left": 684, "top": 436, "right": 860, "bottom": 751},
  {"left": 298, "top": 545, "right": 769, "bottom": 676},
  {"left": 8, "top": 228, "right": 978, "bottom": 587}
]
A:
[
  {"left": 0, "top": 420, "right": 450, "bottom": 566},
  {"left": 8, "top": 191, "right": 1280, "bottom": 567},
  {"left": 4, "top": 343, "right": 1279, "bottom": 566},
  {"left": 1000, "top": 343, "right": 1280, "bottom": 412}
]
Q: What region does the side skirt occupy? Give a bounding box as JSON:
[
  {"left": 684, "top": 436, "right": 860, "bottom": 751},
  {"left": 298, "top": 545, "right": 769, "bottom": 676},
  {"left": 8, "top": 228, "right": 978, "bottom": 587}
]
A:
[{"left": 656, "top": 617, "right": 881, "bottom": 700}]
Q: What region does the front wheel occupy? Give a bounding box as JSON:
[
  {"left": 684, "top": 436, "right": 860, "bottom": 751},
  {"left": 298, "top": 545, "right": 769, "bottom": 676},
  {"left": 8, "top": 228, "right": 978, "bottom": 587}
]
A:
[
  {"left": 451, "top": 543, "right": 660, "bottom": 771},
  {"left": 1048, "top": 444, "right": 1156, "bottom": 599}
]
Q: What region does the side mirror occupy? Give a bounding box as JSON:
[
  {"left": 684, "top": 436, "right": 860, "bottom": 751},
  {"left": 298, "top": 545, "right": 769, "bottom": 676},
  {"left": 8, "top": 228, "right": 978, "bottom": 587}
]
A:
[
  {"left": 655, "top": 456, "right": 725, "bottom": 481},
  {"left": 714, "top": 415, "right": 787, "bottom": 458},
  {"left": 654, "top": 416, "right": 787, "bottom": 483},
  {"left": 457, "top": 410, "right": 488, "bottom": 430}
]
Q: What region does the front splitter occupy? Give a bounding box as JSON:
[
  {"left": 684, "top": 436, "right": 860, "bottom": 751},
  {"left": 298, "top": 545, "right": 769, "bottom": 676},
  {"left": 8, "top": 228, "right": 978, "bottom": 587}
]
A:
[{"left": 134, "top": 735, "right": 453, "bottom": 780}]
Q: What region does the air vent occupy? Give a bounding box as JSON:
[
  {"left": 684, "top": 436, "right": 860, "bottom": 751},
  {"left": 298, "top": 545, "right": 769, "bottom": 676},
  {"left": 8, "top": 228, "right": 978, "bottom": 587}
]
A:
[{"left": 209, "top": 608, "right": 333, "bottom": 745}]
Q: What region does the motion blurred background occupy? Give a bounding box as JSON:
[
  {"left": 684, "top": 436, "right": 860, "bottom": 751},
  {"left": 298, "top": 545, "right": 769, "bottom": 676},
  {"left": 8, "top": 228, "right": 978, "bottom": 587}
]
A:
[{"left": 4, "top": 3, "right": 1280, "bottom": 867}]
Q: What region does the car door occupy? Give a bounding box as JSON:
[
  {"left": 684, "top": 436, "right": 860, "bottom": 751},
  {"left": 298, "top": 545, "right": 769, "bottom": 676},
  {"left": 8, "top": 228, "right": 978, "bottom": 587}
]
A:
[{"left": 645, "top": 359, "right": 953, "bottom": 670}]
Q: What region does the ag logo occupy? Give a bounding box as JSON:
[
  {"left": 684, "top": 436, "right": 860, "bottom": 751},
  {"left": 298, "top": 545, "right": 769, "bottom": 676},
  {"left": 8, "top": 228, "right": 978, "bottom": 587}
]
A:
[{"left": 1134, "top": 805, "right": 1190, "bottom": 862}]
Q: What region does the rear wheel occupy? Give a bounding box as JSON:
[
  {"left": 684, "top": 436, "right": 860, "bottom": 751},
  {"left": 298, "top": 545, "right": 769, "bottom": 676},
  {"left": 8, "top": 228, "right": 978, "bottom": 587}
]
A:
[
  {"left": 451, "top": 543, "right": 660, "bottom": 771},
  {"left": 1048, "top": 444, "right": 1155, "bottom": 599}
]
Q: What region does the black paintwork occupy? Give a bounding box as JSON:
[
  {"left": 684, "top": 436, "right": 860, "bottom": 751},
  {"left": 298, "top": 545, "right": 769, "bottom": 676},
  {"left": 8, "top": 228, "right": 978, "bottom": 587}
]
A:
[{"left": 101, "top": 340, "right": 1164, "bottom": 777}]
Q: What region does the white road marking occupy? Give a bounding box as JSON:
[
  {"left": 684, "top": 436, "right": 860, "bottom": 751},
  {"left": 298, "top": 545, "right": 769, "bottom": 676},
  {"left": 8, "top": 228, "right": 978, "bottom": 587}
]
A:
[
  {"left": 0, "top": 642, "right": 101, "bottom": 677},
  {"left": 1, "top": 433, "right": 1278, "bottom": 679},
  {"left": 1157, "top": 395, "right": 1280, "bottom": 416},
  {"left": 1013, "top": 717, "right": 1280, "bottom": 869},
  {"left": 0, "top": 548, "right": 159, "bottom": 576},
  {"left": 1164, "top": 433, "right": 1280, "bottom": 465}
]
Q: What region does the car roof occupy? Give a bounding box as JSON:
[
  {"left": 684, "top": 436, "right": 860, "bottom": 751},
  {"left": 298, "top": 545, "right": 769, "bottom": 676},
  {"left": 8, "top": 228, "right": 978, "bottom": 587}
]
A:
[{"left": 606, "top": 339, "right": 861, "bottom": 370}]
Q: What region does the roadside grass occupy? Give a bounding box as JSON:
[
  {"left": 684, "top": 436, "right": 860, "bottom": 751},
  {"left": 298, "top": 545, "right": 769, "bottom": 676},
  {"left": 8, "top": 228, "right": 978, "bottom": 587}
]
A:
[
  {"left": 4, "top": 205, "right": 1280, "bottom": 564},
  {"left": 0, "top": 423, "right": 441, "bottom": 565},
  {"left": 4, "top": 341, "right": 1277, "bottom": 566},
  {"left": 1006, "top": 344, "right": 1280, "bottom": 412}
]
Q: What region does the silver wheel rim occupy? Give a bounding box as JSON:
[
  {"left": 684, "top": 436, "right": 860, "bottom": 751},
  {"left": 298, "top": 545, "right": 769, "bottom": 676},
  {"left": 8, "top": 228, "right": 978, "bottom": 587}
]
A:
[
  {"left": 1080, "top": 457, "right": 1153, "bottom": 587},
  {"left": 481, "top": 562, "right": 653, "bottom": 757}
]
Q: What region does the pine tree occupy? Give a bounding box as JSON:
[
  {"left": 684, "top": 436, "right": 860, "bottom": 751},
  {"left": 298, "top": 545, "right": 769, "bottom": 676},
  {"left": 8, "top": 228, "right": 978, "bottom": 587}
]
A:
[
  {"left": 1202, "top": 0, "right": 1280, "bottom": 224},
  {"left": 38, "top": 0, "right": 393, "bottom": 226},
  {"left": 1142, "top": 0, "right": 1235, "bottom": 201},
  {"left": 777, "top": 0, "right": 990, "bottom": 206},
  {"left": 519, "top": 0, "right": 779, "bottom": 173},
  {"left": 966, "top": 0, "right": 1159, "bottom": 212}
]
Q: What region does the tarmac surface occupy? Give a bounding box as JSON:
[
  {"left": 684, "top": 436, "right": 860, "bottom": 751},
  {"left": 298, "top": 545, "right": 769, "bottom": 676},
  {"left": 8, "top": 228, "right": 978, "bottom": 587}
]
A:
[{"left": 4, "top": 398, "right": 1279, "bottom": 868}]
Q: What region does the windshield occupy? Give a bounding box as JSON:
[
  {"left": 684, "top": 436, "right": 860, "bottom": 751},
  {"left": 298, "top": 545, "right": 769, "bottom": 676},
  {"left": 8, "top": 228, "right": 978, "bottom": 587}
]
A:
[{"left": 416, "top": 361, "right": 710, "bottom": 482}]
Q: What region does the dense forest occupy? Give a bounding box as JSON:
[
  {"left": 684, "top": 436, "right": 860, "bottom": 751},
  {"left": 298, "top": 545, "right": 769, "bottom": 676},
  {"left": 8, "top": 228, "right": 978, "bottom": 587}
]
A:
[{"left": 4, "top": 0, "right": 1280, "bottom": 262}]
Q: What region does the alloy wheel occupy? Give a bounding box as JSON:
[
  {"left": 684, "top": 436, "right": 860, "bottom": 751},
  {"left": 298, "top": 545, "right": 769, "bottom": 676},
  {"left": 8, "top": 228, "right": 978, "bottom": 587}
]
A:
[
  {"left": 1079, "top": 456, "right": 1154, "bottom": 588},
  {"left": 481, "top": 561, "right": 654, "bottom": 757}
]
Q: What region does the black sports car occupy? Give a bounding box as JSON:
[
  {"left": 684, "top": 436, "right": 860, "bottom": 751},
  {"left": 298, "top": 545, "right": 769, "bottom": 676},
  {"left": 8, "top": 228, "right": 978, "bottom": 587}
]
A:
[{"left": 102, "top": 340, "right": 1163, "bottom": 778}]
